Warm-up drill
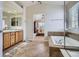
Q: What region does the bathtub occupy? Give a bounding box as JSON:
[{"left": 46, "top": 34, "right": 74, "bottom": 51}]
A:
[
  {"left": 50, "top": 36, "right": 79, "bottom": 57},
  {"left": 51, "top": 36, "right": 79, "bottom": 47}
]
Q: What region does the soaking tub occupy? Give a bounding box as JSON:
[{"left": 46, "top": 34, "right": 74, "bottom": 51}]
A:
[
  {"left": 50, "top": 36, "right": 79, "bottom": 47},
  {"left": 50, "top": 36, "right": 79, "bottom": 57}
]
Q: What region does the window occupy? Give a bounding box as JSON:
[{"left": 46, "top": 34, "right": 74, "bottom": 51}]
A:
[{"left": 69, "top": 3, "right": 79, "bottom": 29}]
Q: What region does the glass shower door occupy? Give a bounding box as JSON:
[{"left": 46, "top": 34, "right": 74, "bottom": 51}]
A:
[
  {"left": 64, "top": 1, "right": 79, "bottom": 57},
  {"left": 65, "top": 2, "right": 79, "bottom": 50}
]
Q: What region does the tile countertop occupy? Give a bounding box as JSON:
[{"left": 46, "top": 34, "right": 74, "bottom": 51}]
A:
[{"left": 3, "top": 29, "right": 23, "bottom": 32}]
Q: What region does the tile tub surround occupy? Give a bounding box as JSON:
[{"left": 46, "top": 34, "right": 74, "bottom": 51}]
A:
[
  {"left": 49, "top": 36, "right": 64, "bottom": 57},
  {"left": 49, "top": 47, "right": 63, "bottom": 57},
  {"left": 48, "top": 32, "right": 64, "bottom": 36}
]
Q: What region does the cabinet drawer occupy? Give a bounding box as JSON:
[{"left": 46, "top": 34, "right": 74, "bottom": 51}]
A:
[{"left": 10, "top": 32, "right": 16, "bottom": 45}]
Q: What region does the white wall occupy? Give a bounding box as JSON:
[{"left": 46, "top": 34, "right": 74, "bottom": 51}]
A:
[
  {"left": 44, "top": 4, "right": 64, "bottom": 33},
  {"left": 47, "top": 4, "right": 64, "bottom": 20},
  {"left": 26, "top": 4, "right": 47, "bottom": 40},
  {"left": 44, "top": 19, "right": 64, "bottom": 32},
  {"left": 45, "top": 4, "right": 64, "bottom": 36},
  {"left": 25, "top": 3, "right": 64, "bottom": 39},
  {"left": 0, "top": 2, "right": 3, "bottom": 57},
  {"left": 22, "top": 6, "right": 28, "bottom": 41}
]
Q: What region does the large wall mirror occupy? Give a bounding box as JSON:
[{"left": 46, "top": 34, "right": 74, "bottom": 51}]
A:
[
  {"left": 11, "top": 15, "right": 22, "bottom": 26},
  {"left": 3, "top": 1, "right": 23, "bottom": 30}
]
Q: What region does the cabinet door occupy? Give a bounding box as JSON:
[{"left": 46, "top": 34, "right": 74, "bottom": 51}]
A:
[
  {"left": 15, "top": 32, "right": 19, "bottom": 43},
  {"left": 11, "top": 32, "right": 16, "bottom": 46},
  {"left": 3, "top": 33, "right": 10, "bottom": 49},
  {"left": 18, "top": 31, "right": 23, "bottom": 42}
]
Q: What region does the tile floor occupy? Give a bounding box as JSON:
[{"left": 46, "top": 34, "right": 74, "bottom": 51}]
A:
[
  {"left": 4, "top": 36, "right": 49, "bottom": 57},
  {"left": 3, "top": 36, "right": 63, "bottom": 57}
]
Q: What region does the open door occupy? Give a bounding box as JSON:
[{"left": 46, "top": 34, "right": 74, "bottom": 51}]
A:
[{"left": 33, "top": 13, "right": 45, "bottom": 36}]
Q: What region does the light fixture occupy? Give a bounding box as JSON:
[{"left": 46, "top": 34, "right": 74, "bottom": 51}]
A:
[
  {"left": 32, "top": 1, "right": 42, "bottom": 4},
  {"left": 38, "top": 1, "right": 42, "bottom": 4}
]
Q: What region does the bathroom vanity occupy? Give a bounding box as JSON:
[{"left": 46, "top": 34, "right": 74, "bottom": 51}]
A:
[{"left": 3, "top": 30, "right": 23, "bottom": 50}]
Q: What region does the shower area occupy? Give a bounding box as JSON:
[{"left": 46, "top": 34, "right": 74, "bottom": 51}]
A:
[{"left": 49, "top": 1, "right": 79, "bottom": 57}]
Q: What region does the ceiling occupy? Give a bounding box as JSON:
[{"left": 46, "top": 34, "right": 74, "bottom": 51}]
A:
[
  {"left": 3, "top": 1, "right": 23, "bottom": 14},
  {"left": 3, "top": 1, "right": 69, "bottom": 14},
  {"left": 17, "top": 1, "right": 64, "bottom": 7}
]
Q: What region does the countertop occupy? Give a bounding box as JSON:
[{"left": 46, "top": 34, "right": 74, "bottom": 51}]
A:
[{"left": 3, "top": 29, "right": 23, "bottom": 32}]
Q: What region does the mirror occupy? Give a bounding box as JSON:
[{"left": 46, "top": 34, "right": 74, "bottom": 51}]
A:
[
  {"left": 3, "top": 1, "right": 22, "bottom": 30},
  {"left": 11, "top": 15, "right": 22, "bottom": 26}
]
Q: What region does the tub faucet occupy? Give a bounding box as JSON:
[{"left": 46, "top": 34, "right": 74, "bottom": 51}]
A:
[{"left": 58, "top": 39, "right": 62, "bottom": 44}]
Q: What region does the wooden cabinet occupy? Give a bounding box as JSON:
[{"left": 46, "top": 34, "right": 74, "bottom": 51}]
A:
[
  {"left": 10, "top": 32, "right": 16, "bottom": 45},
  {"left": 18, "top": 31, "right": 23, "bottom": 42},
  {"left": 16, "top": 31, "right": 23, "bottom": 43},
  {"left": 3, "top": 31, "right": 23, "bottom": 50},
  {"left": 3, "top": 32, "right": 10, "bottom": 49},
  {"left": 15, "top": 32, "right": 19, "bottom": 43}
]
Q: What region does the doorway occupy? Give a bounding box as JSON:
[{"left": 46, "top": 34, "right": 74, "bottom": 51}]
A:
[
  {"left": 33, "top": 13, "right": 45, "bottom": 36},
  {"left": 34, "top": 20, "right": 44, "bottom": 36}
]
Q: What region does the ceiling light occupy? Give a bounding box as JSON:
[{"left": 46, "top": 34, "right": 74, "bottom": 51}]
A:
[{"left": 32, "top": 1, "right": 42, "bottom": 4}]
